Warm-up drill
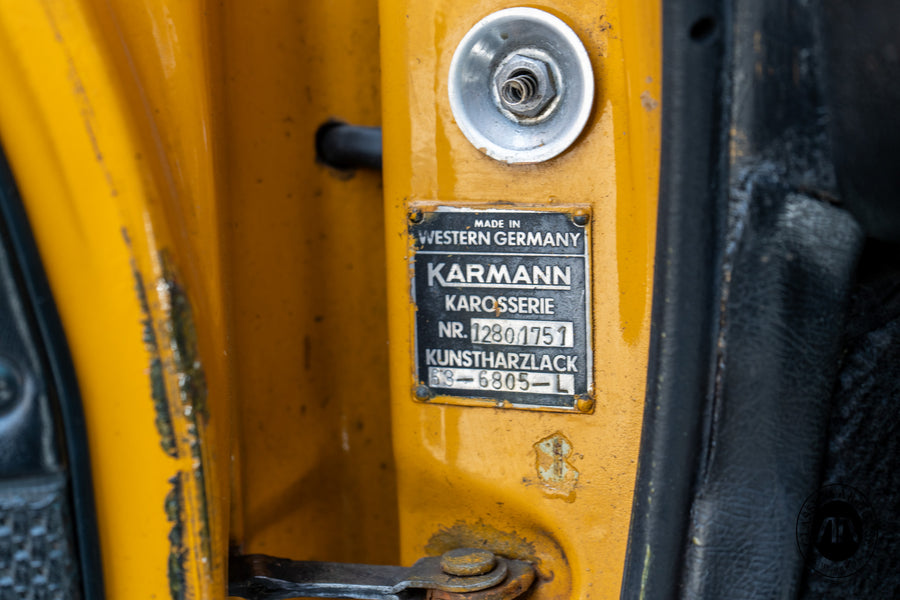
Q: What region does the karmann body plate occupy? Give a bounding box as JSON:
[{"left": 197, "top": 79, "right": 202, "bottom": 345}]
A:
[{"left": 410, "top": 206, "right": 592, "bottom": 411}]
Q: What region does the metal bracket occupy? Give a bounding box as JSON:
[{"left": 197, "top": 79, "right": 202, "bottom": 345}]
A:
[{"left": 229, "top": 550, "right": 535, "bottom": 600}]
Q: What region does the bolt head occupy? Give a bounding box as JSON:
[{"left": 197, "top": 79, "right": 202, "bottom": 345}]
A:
[
  {"left": 576, "top": 395, "right": 595, "bottom": 413},
  {"left": 415, "top": 384, "right": 432, "bottom": 400},
  {"left": 440, "top": 548, "right": 497, "bottom": 576},
  {"left": 494, "top": 54, "right": 557, "bottom": 120},
  {"left": 409, "top": 209, "right": 424, "bottom": 224}
]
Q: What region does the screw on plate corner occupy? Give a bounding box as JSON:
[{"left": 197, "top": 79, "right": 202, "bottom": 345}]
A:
[{"left": 572, "top": 212, "right": 590, "bottom": 226}]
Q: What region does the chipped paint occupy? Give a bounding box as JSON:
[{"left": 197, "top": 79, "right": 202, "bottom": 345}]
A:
[
  {"left": 156, "top": 250, "right": 212, "bottom": 561},
  {"left": 165, "top": 473, "right": 187, "bottom": 600},
  {"left": 126, "top": 229, "right": 213, "bottom": 594},
  {"left": 158, "top": 250, "right": 209, "bottom": 422},
  {"left": 534, "top": 433, "right": 579, "bottom": 501},
  {"left": 0, "top": 1, "right": 228, "bottom": 594},
  {"left": 127, "top": 229, "right": 177, "bottom": 458}
]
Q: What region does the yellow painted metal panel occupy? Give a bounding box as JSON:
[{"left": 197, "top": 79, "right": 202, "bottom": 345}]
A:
[
  {"left": 0, "top": 0, "right": 402, "bottom": 594},
  {"left": 220, "top": 0, "right": 400, "bottom": 565},
  {"left": 0, "top": 0, "right": 658, "bottom": 596},
  {"left": 380, "top": 1, "right": 660, "bottom": 598},
  {"left": 0, "top": 0, "right": 227, "bottom": 597}
]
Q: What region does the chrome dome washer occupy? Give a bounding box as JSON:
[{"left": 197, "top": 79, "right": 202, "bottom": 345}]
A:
[{"left": 448, "top": 7, "right": 595, "bottom": 164}]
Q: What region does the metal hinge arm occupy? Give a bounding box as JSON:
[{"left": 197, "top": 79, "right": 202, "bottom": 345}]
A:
[{"left": 228, "top": 550, "right": 535, "bottom": 600}]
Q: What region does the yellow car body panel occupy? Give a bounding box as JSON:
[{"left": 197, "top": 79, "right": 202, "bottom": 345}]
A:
[
  {"left": 0, "top": 0, "right": 658, "bottom": 597},
  {"left": 380, "top": 1, "right": 659, "bottom": 597},
  {"left": 0, "top": 0, "right": 227, "bottom": 597}
]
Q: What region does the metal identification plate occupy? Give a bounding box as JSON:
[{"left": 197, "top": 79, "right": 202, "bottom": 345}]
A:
[{"left": 411, "top": 207, "right": 592, "bottom": 411}]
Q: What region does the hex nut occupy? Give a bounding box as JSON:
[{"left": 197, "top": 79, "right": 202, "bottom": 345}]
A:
[
  {"left": 494, "top": 54, "right": 557, "bottom": 119},
  {"left": 448, "top": 7, "right": 596, "bottom": 162}
]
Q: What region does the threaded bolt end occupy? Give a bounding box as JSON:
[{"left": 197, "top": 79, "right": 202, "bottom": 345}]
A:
[{"left": 501, "top": 70, "right": 540, "bottom": 106}]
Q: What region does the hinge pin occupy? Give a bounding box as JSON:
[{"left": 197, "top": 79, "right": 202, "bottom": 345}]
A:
[{"left": 440, "top": 548, "right": 497, "bottom": 577}]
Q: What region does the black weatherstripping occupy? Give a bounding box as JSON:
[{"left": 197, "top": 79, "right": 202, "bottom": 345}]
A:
[
  {"left": 0, "top": 151, "right": 104, "bottom": 599},
  {"left": 622, "top": 0, "right": 877, "bottom": 598},
  {"left": 620, "top": 0, "right": 730, "bottom": 597}
]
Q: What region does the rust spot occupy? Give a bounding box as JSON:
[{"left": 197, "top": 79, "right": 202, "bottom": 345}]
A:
[
  {"left": 426, "top": 521, "right": 571, "bottom": 598},
  {"left": 428, "top": 558, "right": 535, "bottom": 600},
  {"left": 534, "top": 432, "right": 579, "bottom": 502},
  {"left": 426, "top": 520, "right": 549, "bottom": 579},
  {"left": 440, "top": 548, "right": 496, "bottom": 576},
  {"left": 640, "top": 90, "right": 659, "bottom": 112}
]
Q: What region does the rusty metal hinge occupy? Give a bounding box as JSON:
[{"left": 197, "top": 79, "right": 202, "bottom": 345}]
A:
[{"left": 228, "top": 548, "right": 535, "bottom": 600}]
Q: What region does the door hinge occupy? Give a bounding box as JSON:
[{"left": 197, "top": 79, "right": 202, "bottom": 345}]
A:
[{"left": 228, "top": 548, "right": 535, "bottom": 600}]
